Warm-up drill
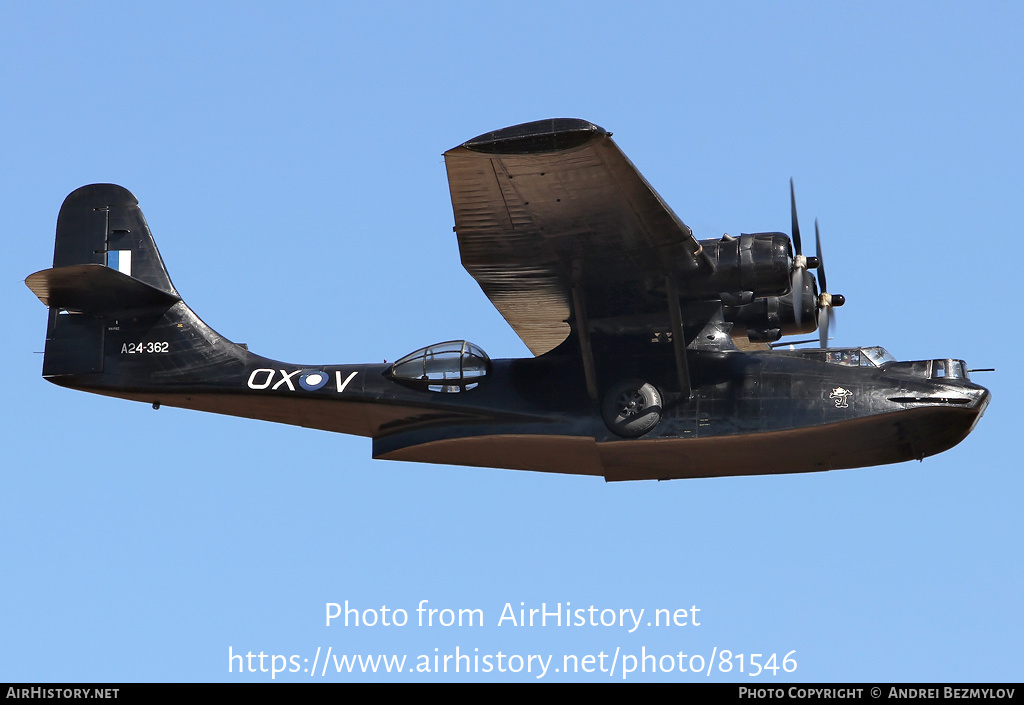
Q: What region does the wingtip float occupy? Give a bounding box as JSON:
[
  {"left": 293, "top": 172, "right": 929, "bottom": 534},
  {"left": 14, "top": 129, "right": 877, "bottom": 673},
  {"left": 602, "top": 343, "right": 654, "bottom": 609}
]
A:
[{"left": 26, "top": 119, "right": 990, "bottom": 481}]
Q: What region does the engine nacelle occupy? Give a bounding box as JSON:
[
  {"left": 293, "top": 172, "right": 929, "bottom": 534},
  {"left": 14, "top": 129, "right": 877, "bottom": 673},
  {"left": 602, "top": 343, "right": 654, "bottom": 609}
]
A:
[
  {"left": 724, "top": 279, "right": 819, "bottom": 342},
  {"left": 689, "top": 233, "right": 792, "bottom": 299}
]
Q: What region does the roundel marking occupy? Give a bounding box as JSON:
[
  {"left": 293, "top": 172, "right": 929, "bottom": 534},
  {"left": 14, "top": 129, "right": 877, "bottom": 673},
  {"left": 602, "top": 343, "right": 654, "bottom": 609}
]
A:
[{"left": 299, "top": 371, "right": 329, "bottom": 391}]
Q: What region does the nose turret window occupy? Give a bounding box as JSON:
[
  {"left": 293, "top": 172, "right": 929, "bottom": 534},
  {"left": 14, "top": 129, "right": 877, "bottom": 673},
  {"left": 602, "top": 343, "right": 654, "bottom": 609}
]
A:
[
  {"left": 931, "top": 359, "right": 965, "bottom": 380},
  {"left": 387, "top": 340, "right": 490, "bottom": 392}
]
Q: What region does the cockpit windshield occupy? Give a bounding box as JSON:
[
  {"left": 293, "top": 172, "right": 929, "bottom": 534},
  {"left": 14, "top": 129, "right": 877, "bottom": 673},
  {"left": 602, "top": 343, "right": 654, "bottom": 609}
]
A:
[{"left": 860, "top": 346, "right": 897, "bottom": 367}]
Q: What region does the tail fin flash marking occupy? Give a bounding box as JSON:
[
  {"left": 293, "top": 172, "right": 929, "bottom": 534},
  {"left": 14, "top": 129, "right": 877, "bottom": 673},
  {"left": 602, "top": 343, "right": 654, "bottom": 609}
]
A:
[{"left": 109, "top": 249, "right": 132, "bottom": 276}]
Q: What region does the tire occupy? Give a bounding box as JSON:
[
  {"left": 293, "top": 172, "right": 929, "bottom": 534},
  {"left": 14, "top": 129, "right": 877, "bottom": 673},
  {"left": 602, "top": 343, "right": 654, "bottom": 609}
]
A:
[{"left": 602, "top": 379, "right": 663, "bottom": 438}]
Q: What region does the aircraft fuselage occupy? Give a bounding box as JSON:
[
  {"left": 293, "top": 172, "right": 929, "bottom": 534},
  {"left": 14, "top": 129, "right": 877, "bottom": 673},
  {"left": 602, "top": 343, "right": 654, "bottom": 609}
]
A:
[{"left": 48, "top": 300, "right": 989, "bottom": 481}]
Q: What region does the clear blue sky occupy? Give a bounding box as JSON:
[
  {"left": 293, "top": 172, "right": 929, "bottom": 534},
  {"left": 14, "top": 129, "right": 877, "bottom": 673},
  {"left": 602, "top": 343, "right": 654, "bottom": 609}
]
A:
[{"left": 2, "top": 1, "right": 1020, "bottom": 682}]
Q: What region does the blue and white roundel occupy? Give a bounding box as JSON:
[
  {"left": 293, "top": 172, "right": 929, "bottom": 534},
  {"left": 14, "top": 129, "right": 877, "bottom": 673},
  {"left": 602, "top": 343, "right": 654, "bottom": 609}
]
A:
[{"left": 299, "top": 370, "right": 330, "bottom": 391}]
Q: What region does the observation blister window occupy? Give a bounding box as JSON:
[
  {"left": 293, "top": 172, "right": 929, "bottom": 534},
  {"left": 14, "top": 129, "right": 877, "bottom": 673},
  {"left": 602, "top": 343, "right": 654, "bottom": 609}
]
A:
[{"left": 387, "top": 340, "right": 490, "bottom": 392}]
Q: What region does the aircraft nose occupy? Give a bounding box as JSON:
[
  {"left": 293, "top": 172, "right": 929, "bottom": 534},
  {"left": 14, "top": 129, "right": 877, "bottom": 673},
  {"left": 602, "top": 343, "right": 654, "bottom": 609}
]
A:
[
  {"left": 961, "top": 385, "right": 991, "bottom": 437},
  {"left": 971, "top": 385, "right": 991, "bottom": 414}
]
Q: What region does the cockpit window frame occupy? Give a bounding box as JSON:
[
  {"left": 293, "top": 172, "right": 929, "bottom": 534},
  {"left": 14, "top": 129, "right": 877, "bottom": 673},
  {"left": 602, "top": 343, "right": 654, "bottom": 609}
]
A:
[
  {"left": 860, "top": 346, "right": 897, "bottom": 368},
  {"left": 798, "top": 346, "right": 897, "bottom": 368}
]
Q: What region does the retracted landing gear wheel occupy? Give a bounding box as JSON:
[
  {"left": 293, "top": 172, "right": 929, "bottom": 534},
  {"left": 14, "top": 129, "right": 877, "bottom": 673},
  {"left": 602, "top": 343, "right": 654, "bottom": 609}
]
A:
[{"left": 602, "top": 379, "right": 662, "bottom": 438}]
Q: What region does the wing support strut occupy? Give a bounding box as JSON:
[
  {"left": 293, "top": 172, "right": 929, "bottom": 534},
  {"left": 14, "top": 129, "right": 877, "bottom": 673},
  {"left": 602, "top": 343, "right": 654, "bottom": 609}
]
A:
[
  {"left": 571, "top": 285, "right": 599, "bottom": 402},
  {"left": 665, "top": 274, "right": 692, "bottom": 399}
]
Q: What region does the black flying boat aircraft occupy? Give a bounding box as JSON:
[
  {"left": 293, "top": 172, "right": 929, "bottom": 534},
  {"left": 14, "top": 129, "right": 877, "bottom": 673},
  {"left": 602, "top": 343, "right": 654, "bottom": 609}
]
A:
[{"left": 26, "top": 119, "right": 990, "bottom": 481}]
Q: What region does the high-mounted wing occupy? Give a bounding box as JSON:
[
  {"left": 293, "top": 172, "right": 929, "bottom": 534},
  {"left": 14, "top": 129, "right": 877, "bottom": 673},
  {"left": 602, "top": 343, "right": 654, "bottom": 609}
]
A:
[{"left": 444, "top": 119, "right": 713, "bottom": 361}]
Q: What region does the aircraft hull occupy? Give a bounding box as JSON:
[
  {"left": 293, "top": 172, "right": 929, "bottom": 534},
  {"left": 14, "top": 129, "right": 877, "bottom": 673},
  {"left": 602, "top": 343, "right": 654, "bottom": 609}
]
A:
[{"left": 50, "top": 347, "right": 990, "bottom": 481}]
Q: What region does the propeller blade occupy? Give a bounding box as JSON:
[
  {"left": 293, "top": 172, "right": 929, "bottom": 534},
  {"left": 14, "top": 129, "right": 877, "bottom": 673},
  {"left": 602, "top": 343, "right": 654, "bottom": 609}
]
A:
[
  {"left": 815, "top": 219, "right": 826, "bottom": 294},
  {"left": 819, "top": 305, "right": 835, "bottom": 349},
  {"left": 814, "top": 219, "right": 840, "bottom": 348},
  {"left": 790, "top": 178, "right": 802, "bottom": 256},
  {"left": 789, "top": 186, "right": 843, "bottom": 347},
  {"left": 792, "top": 267, "right": 803, "bottom": 328}
]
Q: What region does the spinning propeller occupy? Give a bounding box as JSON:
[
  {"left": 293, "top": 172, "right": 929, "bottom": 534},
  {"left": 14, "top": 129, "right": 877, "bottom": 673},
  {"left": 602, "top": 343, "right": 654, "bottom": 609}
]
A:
[{"left": 789, "top": 180, "right": 844, "bottom": 347}]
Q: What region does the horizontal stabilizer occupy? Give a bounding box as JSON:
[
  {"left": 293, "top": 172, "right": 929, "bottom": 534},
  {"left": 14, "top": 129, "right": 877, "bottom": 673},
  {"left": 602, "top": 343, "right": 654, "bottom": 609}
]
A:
[{"left": 26, "top": 264, "right": 180, "bottom": 313}]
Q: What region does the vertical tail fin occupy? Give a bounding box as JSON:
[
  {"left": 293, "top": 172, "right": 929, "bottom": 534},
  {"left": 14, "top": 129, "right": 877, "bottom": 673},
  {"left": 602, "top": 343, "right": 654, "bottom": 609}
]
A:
[
  {"left": 26, "top": 184, "right": 238, "bottom": 382},
  {"left": 51, "top": 183, "right": 177, "bottom": 295}
]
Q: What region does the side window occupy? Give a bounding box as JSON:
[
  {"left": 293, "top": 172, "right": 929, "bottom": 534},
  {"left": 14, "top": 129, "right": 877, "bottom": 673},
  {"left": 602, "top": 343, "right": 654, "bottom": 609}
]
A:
[{"left": 825, "top": 350, "right": 860, "bottom": 366}]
